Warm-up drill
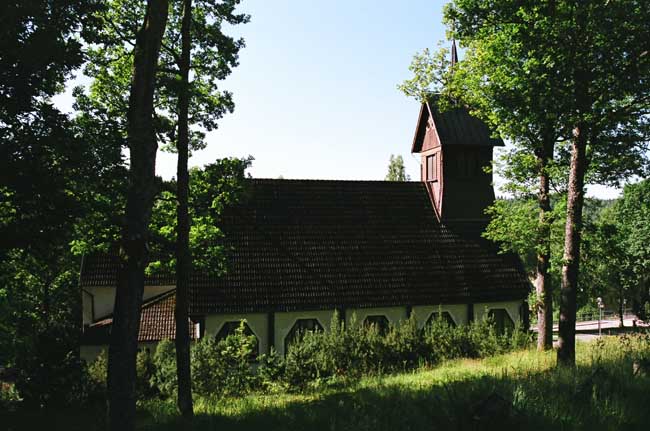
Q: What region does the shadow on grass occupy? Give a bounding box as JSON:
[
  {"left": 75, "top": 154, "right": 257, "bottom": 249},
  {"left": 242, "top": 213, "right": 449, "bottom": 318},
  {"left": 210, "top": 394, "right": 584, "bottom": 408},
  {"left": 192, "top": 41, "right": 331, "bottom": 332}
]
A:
[
  {"left": 141, "top": 357, "right": 650, "bottom": 431},
  {"left": 5, "top": 354, "right": 650, "bottom": 431}
]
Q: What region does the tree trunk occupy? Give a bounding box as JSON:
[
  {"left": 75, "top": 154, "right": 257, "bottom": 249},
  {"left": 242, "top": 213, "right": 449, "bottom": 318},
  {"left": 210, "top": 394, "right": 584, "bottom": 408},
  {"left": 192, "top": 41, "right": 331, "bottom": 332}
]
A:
[
  {"left": 619, "top": 288, "right": 625, "bottom": 328},
  {"left": 557, "top": 123, "right": 587, "bottom": 367},
  {"left": 107, "top": 2, "right": 168, "bottom": 430},
  {"left": 535, "top": 138, "right": 554, "bottom": 351},
  {"left": 175, "top": 0, "right": 194, "bottom": 420}
]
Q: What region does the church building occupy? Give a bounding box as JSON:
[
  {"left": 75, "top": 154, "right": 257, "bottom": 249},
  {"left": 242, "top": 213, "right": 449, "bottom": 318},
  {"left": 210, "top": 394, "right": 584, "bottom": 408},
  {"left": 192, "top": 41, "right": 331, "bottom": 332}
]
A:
[{"left": 79, "top": 97, "right": 531, "bottom": 360}]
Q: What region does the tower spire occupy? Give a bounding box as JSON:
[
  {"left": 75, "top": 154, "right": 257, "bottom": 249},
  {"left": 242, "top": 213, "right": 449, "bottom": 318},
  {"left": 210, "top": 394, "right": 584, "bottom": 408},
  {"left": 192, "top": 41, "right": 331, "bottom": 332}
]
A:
[
  {"left": 451, "top": 38, "right": 458, "bottom": 68},
  {"left": 451, "top": 19, "right": 458, "bottom": 69}
]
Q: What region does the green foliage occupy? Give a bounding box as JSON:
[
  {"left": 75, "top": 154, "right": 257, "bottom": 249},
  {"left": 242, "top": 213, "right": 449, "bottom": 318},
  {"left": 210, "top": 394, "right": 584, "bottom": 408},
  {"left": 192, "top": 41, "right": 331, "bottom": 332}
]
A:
[
  {"left": 282, "top": 313, "right": 528, "bottom": 391},
  {"left": 84, "top": 0, "right": 249, "bottom": 152},
  {"left": 84, "top": 315, "right": 529, "bottom": 400},
  {"left": 151, "top": 340, "right": 178, "bottom": 400},
  {"left": 191, "top": 321, "right": 257, "bottom": 398},
  {"left": 147, "top": 157, "right": 253, "bottom": 276},
  {"left": 7, "top": 336, "right": 650, "bottom": 430},
  {"left": 85, "top": 350, "right": 108, "bottom": 400},
  {"left": 256, "top": 348, "right": 286, "bottom": 393},
  {"left": 384, "top": 154, "right": 411, "bottom": 182},
  {"left": 83, "top": 348, "right": 157, "bottom": 403},
  {"left": 398, "top": 43, "right": 454, "bottom": 103},
  {"left": 13, "top": 327, "right": 87, "bottom": 408}
]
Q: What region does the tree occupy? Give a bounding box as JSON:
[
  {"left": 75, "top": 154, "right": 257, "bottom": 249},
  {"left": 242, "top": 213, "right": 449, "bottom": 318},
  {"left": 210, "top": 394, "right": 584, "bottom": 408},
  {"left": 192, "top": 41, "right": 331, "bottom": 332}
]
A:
[
  {"left": 445, "top": 0, "right": 650, "bottom": 365},
  {"left": 613, "top": 180, "right": 650, "bottom": 320},
  {"left": 159, "top": 0, "right": 249, "bottom": 418},
  {"left": 84, "top": 0, "right": 249, "bottom": 417},
  {"left": 106, "top": 2, "right": 168, "bottom": 431},
  {"left": 174, "top": 0, "right": 194, "bottom": 418},
  {"left": 0, "top": 0, "right": 125, "bottom": 406},
  {"left": 385, "top": 155, "right": 411, "bottom": 181}
]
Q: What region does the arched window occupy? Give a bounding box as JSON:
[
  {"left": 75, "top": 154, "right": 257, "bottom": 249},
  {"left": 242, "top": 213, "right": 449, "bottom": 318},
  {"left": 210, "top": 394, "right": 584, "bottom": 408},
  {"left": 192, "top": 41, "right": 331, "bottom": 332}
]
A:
[
  {"left": 487, "top": 309, "right": 515, "bottom": 335},
  {"left": 363, "top": 315, "right": 390, "bottom": 335},
  {"left": 426, "top": 311, "right": 456, "bottom": 328},
  {"left": 284, "top": 318, "right": 324, "bottom": 354},
  {"left": 215, "top": 320, "right": 259, "bottom": 357}
]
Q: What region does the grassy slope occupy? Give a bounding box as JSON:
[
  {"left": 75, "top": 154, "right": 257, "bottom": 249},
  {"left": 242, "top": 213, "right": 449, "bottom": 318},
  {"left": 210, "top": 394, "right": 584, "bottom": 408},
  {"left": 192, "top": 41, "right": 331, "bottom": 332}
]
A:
[
  {"left": 139, "top": 337, "right": 650, "bottom": 431},
  {"left": 4, "top": 337, "right": 650, "bottom": 431}
]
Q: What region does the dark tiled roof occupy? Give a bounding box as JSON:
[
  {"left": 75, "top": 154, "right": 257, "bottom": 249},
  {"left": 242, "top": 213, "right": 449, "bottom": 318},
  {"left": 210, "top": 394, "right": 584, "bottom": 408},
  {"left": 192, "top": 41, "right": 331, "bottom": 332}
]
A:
[
  {"left": 80, "top": 252, "right": 175, "bottom": 287},
  {"left": 191, "top": 179, "right": 529, "bottom": 313},
  {"left": 81, "top": 179, "right": 530, "bottom": 315},
  {"left": 412, "top": 99, "right": 504, "bottom": 153},
  {"left": 81, "top": 290, "right": 196, "bottom": 344}
]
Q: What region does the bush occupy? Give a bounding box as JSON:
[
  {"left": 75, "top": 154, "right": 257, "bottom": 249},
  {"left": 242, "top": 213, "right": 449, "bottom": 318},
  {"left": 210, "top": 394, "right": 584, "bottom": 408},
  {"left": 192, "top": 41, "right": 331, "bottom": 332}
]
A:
[
  {"left": 84, "top": 349, "right": 108, "bottom": 402},
  {"left": 151, "top": 340, "right": 177, "bottom": 399},
  {"left": 280, "top": 313, "right": 530, "bottom": 391},
  {"left": 14, "top": 327, "right": 87, "bottom": 408},
  {"left": 191, "top": 321, "right": 258, "bottom": 397},
  {"left": 82, "top": 347, "right": 157, "bottom": 403},
  {"left": 136, "top": 347, "right": 156, "bottom": 399},
  {"left": 257, "top": 348, "right": 286, "bottom": 393},
  {"left": 80, "top": 314, "right": 532, "bottom": 400}
]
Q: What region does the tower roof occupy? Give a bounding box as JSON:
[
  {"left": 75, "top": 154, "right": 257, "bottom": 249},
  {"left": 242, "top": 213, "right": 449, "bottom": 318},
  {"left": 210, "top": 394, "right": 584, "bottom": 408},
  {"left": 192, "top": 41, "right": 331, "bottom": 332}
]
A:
[{"left": 411, "top": 97, "right": 504, "bottom": 153}]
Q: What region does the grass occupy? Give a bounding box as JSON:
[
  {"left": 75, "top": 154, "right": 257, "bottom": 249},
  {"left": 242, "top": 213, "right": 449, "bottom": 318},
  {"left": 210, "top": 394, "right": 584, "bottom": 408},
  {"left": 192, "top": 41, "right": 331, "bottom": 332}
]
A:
[{"left": 5, "top": 335, "right": 650, "bottom": 430}]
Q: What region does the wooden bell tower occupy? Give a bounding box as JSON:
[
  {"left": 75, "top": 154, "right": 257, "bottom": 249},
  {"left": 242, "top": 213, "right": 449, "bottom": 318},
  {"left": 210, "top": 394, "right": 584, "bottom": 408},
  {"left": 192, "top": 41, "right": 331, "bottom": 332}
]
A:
[{"left": 411, "top": 98, "right": 503, "bottom": 238}]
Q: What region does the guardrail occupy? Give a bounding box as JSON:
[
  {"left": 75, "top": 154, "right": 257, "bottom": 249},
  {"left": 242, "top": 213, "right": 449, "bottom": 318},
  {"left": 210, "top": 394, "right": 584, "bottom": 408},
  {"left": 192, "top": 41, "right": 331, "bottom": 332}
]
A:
[{"left": 530, "top": 309, "right": 638, "bottom": 326}]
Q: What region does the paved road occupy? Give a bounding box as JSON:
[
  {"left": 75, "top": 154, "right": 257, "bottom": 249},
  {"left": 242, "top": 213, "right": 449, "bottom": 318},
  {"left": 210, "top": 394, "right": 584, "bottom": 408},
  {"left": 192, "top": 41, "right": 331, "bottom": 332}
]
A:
[
  {"left": 535, "top": 318, "right": 649, "bottom": 345},
  {"left": 552, "top": 318, "right": 648, "bottom": 333}
]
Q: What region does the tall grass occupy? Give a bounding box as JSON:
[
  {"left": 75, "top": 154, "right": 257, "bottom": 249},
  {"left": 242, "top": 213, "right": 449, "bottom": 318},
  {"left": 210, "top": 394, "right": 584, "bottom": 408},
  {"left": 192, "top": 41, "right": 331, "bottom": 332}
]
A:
[{"left": 136, "top": 334, "right": 650, "bottom": 431}]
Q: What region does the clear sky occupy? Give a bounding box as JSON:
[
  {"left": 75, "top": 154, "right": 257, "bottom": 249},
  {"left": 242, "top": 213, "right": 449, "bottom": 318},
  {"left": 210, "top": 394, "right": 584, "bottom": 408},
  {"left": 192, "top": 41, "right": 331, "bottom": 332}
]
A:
[{"left": 54, "top": 0, "right": 619, "bottom": 198}]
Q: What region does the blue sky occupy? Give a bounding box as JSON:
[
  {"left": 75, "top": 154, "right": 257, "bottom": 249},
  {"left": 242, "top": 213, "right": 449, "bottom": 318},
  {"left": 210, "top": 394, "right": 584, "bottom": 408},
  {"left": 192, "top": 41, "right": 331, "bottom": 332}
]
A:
[{"left": 54, "top": 0, "right": 619, "bottom": 198}]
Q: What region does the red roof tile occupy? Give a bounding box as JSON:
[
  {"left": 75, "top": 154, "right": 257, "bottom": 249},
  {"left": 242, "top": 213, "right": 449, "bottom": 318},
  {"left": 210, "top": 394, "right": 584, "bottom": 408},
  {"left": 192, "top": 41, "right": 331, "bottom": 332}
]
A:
[{"left": 82, "top": 290, "right": 196, "bottom": 344}]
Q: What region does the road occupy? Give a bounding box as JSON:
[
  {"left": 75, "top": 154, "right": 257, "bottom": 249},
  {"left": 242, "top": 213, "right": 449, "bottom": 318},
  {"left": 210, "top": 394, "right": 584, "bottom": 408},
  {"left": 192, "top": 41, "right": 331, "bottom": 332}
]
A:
[{"left": 535, "top": 317, "right": 650, "bottom": 344}]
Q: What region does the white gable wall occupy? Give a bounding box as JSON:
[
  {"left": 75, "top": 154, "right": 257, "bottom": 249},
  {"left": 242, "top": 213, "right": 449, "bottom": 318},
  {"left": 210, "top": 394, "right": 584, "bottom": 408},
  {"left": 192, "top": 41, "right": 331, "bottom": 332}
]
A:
[{"left": 82, "top": 285, "right": 175, "bottom": 325}]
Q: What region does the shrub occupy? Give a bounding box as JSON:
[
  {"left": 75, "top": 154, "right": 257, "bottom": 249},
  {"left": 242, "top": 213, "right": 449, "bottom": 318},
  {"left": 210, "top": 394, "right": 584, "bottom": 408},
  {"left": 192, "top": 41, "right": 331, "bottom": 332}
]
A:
[
  {"left": 382, "top": 316, "right": 425, "bottom": 371},
  {"left": 135, "top": 347, "right": 156, "bottom": 399},
  {"left": 191, "top": 321, "right": 257, "bottom": 397},
  {"left": 84, "top": 349, "right": 108, "bottom": 402},
  {"left": 151, "top": 340, "right": 177, "bottom": 399},
  {"left": 256, "top": 347, "right": 286, "bottom": 393},
  {"left": 283, "top": 329, "right": 327, "bottom": 389},
  {"left": 82, "top": 347, "right": 157, "bottom": 402},
  {"left": 14, "top": 327, "right": 87, "bottom": 408}
]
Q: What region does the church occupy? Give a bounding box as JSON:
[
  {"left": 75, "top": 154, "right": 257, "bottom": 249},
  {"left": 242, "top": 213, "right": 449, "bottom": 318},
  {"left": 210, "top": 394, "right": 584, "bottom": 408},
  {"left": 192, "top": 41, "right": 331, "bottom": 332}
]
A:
[{"left": 79, "top": 97, "right": 531, "bottom": 360}]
